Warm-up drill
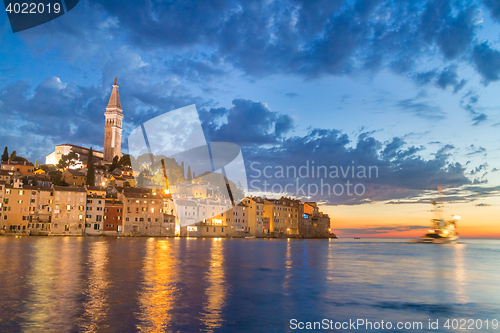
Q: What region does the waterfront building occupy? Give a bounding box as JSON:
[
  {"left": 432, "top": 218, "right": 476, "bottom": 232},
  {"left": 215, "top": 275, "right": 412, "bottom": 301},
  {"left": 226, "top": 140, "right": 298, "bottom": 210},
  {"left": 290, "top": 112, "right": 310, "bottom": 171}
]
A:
[
  {"left": 118, "top": 188, "right": 164, "bottom": 236},
  {"left": 51, "top": 186, "right": 86, "bottom": 235},
  {"left": 232, "top": 202, "right": 248, "bottom": 232},
  {"left": 27, "top": 186, "right": 53, "bottom": 235},
  {"left": 243, "top": 197, "right": 265, "bottom": 237},
  {"left": 85, "top": 194, "right": 105, "bottom": 234},
  {"left": 1, "top": 184, "right": 31, "bottom": 233},
  {"left": 103, "top": 198, "right": 124, "bottom": 234}
]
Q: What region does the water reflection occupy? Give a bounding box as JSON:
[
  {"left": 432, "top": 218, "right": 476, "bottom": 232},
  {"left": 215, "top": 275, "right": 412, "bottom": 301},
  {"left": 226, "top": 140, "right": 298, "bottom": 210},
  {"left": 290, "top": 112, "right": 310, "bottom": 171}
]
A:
[
  {"left": 282, "top": 239, "right": 293, "bottom": 295},
  {"left": 137, "top": 239, "right": 178, "bottom": 332},
  {"left": 201, "top": 238, "right": 226, "bottom": 332},
  {"left": 79, "top": 240, "right": 110, "bottom": 332},
  {"left": 22, "top": 239, "right": 57, "bottom": 332},
  {"left": 453, "top": 244, "right": 469, "bottom": 304}
]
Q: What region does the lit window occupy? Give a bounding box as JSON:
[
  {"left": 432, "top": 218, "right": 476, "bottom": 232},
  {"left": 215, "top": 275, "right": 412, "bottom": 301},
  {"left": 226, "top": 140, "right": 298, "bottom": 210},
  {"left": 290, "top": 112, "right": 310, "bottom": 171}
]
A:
[
  {"left": 67, "top": 205, "right": 71, "bottom": 210},
  {"left": 150, "top": 208, "right": 154, "bottom": 213}
]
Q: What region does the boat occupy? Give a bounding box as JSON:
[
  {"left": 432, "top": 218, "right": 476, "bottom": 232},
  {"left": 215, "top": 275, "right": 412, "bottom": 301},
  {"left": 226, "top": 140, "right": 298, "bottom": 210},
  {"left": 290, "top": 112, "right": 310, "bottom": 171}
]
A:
[{"left": 413, "top": 197, "right": 459, "bottom": 244}]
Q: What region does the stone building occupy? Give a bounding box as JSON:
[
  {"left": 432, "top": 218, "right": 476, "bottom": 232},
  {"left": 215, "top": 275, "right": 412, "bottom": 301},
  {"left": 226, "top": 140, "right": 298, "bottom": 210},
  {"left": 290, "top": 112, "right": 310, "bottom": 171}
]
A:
[
  {"left": 51, "top": 187, "right": 86, "bottom": 235},
  {"left": 85, "top": 193, "right": 105, "bottom": 235}
]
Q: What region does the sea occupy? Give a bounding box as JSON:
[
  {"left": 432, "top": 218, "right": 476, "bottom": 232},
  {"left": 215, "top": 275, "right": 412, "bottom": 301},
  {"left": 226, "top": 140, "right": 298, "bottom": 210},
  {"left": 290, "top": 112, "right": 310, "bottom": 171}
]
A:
[{"left": 0, "top": 237, "right": 499, "bottom": 332}]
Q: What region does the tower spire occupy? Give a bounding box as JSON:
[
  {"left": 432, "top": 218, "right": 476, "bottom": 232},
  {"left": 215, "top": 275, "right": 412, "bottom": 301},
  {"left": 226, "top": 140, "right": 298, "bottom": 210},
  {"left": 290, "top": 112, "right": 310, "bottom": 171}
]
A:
[
  {"left": 104, "top": 78, "right": 124, "bottom": 163},
  {"left": 107, "top": 78, "right": 122, "bottom": 110}
]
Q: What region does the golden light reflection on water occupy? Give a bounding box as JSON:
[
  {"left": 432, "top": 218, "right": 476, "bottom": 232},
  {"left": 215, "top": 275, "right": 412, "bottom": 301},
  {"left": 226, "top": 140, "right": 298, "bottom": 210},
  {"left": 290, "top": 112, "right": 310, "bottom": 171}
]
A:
[
  {"left": 201, "top": 238, "right": 226, "bottom": 332},
  {"left": 137, "top": 239, "right": 178, "bottom": 332},
  {"left": 79, "top": 240, "right": 110, "bottom": 332},
  {"left": 453, "top": 244, "right": 469, "bottom": 304},
  {"left": 22, "top": 239, "right": 57, "bottom": 332},
  {"left": 282, "top": 239, "right": 293, "bottom": 294}
]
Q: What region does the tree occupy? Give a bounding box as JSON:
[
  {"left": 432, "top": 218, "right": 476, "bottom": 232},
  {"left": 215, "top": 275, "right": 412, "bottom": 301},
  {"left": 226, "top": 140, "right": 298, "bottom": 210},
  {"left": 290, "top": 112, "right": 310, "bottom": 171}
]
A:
[
  {"left": 86, "top": 148, "right": 95, "bottom": 186},
  {"left": 9, "top": 151, "right": 16, "bottom": 161},
  {"left": 118, "top": 154, "right": 131, "bottom": 167},
  {"left": 50, "top": 170, "right": 63, "bottom": 186},
  {"left": 109, "top": 155, "right": 119, "bottom": 172},
  {"left": 34, "top": 160, "right": 38, "bottom": 169},
  {"left": 181, "top": 161, "right": 185, "bottom": 179},
  {"left": 2, "top": 147, "right": 8, "bottom": 162},
  {"left": 57, "top": 150, "right": 79, "bottom": 169},
  {"left": 187, "top": 166, "right": 192, "bottom": 181}
]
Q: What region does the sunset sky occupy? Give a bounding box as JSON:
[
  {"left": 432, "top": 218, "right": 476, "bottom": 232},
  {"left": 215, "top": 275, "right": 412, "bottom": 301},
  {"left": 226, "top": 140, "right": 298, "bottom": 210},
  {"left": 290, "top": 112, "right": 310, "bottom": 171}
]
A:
[{"left": 1, "top": 0, "right": 500, "bottom": 237}]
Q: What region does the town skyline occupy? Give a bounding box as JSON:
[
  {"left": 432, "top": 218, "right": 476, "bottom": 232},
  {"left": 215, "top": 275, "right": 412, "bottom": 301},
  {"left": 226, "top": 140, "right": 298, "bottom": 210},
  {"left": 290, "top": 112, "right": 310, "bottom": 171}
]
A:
[{"left": 2, "top": 1, "right": 500, "bottom": 238}]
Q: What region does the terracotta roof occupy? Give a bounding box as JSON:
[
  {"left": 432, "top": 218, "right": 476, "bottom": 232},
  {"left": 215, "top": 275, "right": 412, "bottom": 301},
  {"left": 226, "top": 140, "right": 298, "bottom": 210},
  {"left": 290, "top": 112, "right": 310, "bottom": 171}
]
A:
[
  {"left": 53, "top": 186, "right": 87, "bottom": 192},
  {"left": 1, "top": 160, "right": 34, "bottom": 166}
]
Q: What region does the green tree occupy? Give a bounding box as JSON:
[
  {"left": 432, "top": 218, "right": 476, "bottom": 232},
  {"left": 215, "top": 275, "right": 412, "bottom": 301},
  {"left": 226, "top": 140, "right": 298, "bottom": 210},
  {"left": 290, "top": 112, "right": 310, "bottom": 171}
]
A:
[
  {"left": 109, "top": 155, "right": 119, "bottom": 172},
  {"left": 50, "top": 170, "right": 63, "bottom": 186},
  {"left": 9, "top": 151, "right": 16, "bottom": 161},
  {"left": 86, "top": 148, "right": 95, "bottom": 186},
  {"left": 118, "top": 154, "right": 131, "bottom": 167},
  {"left": 187, "top": 166, "right": 192, "bottom": 181},
  {"left": 57, "top": 150, "right": 79, "bottom": 169},
  {"left": 181, "top": 161, "right": 185, "bottom": 179},
  {"left": 2, "top": 147, "right": 8, "bottom": 162},
  {"left": 34, "top": 160, "right": 38, "bottom": 169}
]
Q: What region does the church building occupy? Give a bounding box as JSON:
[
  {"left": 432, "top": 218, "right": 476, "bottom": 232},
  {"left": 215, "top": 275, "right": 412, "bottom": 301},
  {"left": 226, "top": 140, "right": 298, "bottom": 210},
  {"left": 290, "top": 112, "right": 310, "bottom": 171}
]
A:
[{"left": 45, "top": 79, "right": 124, "bottom": 166}]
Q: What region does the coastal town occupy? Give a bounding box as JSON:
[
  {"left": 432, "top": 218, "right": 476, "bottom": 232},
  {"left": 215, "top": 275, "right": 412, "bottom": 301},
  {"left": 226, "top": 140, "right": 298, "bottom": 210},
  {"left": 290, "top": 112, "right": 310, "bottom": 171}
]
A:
[{"left": 0, "top": 80, "right": 333, "bottom": 238}]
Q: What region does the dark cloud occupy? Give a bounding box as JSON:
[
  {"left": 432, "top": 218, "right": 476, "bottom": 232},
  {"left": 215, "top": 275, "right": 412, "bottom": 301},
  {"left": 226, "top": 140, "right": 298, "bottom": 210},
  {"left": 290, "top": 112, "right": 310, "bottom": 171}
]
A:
[
  {"left": 243, "top": 131, "right": 471, "bottom": 204},
  {"left": 201, "top": 98, "right": 295, "bottom": 146},
  {"left": 472, "top": 42, "right": 500, "bottom": 84},
  {"left": 436, "top": 66, "right": 467, "bottom": 93},
  {"left": 484, "top": 0, "right": 500, "bottom": 21},
  {"left": 14, "top": 0, "right": 489, "bottom": 82}
]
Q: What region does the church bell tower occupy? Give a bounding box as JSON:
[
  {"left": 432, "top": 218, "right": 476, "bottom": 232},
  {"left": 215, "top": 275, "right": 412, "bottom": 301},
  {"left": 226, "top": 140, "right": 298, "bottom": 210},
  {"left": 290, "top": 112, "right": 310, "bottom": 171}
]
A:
[{"left": 104, "top": 78, "right": 124, "bottom": 163}]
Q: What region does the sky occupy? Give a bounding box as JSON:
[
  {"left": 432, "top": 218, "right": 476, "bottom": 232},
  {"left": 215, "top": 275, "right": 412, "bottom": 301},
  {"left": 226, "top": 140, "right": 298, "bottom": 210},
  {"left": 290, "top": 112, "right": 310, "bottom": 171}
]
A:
[{"left": 1, "top": 0, "right": 500, "bottom": 237}]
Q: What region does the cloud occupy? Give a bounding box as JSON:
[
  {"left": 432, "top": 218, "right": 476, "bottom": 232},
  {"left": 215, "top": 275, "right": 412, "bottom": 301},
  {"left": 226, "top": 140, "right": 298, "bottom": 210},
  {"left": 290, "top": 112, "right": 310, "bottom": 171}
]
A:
[
  {"left": 396, "top": 99, "right": 445, "bottom": 120},
  {"left": 285, "top": 92, "right": 298, "bottom": 98},
  {"left": 472, "top": 42, "right": 500, "bottom": 84},
  {"left": 200, "top": 98, "right": 295, "bottom": 146},
  {"left": 436, "top": 66, "right": 467, "bottom": 93},
  {"left": 484, "top": 0, "right": 500, "bottom": 21},
  {"left": 336, "top": 225, "right": 429, "bottom": 235},
  {"left": 460, "top": 90, "right": 488, "bottom": 125},
  {"left": 243, "top": 130, "right": 471, "bottom": 204}
]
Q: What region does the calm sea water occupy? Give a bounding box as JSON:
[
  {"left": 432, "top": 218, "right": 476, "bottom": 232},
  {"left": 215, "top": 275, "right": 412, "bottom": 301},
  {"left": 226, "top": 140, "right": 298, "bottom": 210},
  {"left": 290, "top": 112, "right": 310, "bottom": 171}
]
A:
[{"left": 0, "top": 237, "right": 499, "bottom": 332}]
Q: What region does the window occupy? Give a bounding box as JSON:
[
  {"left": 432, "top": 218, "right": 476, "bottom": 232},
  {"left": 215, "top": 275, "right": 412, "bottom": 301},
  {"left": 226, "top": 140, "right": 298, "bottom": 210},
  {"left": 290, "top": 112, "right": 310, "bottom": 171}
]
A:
[
  {"left": 17, "top": 200, "right": 23, "bottom": 204},
  {"left": 148, "top": 218, "right": 151, "bottom": 222},
  {"left": 97, "top": 207, "right": 102, "bottom": 211},
  {"left": 96, "top": 215, "right": 102, "bottom": 222},
  {"left": 87, "top": 200, "right": 92, "bottom": 203},
  {"left": 66, "top": 205, "right": 71, "bottom": 210},
  {"left": 19, "top": 190, "right": 24, "bottom": 195},
  {"left": 3, "top": 198, "right": 8, "bottom": 204},
  {"left": 142, "top": 207, "right": 146, "bottom": 211},
  {"left": 5, "top": 189, "right": 10, "bottom": 194},
  {"left": 78, "top": 215, "right": 83, "bottom": 220},
  {"left": 139, "top": 218, "right": 144, "bottom": 222},
  {"left": 104, "top": 208, "right": 108, "bottom": 213},
  {"left": 150, "top": 208, "right": 154, "bottom": 213},
  {"left": 126, "top": 217, "right": 129, "bottom": 221},
  {"left": 79, "top": 205, "right": 84, "bottom": 210},
  {"left": 94, "top": 224, "right": 99, "bottom": 230},
  {"left": 104, "top": 216, "right": 108, "bottom": 220},
  {"left": 117, "top": 208, "right": 122, "bottom": 213},
  {"left": 117, "top": 216, "right": 121, "bottom": 220}
]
